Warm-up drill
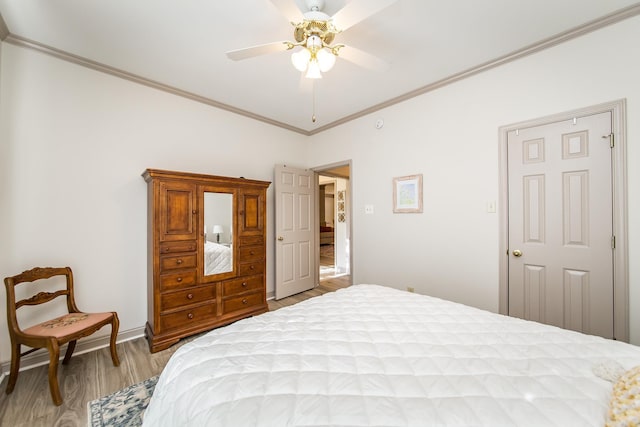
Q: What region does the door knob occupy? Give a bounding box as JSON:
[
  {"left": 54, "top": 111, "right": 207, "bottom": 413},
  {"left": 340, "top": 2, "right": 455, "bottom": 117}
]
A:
[
  {"left": 512, "top": 249, "right": 523, "bottom": 257},
  {"left": 277, "top": 236, "right": 284, "bottom": 241}
]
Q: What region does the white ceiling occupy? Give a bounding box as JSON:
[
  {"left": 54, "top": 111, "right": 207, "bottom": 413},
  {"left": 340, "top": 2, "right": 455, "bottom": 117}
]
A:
[{"left": 1, "top": 1, "right": 639, "bottom": 135}]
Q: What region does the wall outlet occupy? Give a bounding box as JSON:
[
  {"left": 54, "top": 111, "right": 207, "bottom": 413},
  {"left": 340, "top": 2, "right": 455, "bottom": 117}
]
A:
[
  {"left": 407, "top": 286, "right": 415, "bottom": 293},
  {"left": 365, "top": 204, "right": 374, "bottom": 214}
]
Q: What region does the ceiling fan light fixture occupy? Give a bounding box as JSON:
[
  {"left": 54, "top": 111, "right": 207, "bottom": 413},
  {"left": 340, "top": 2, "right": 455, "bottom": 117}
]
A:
[
  {"left": 291, "top": 49, "right": 311, "bottom": 72},
  {"left": 305, "top": 59, "right": 322, "bottom": 79},
  {"left": 316, "top": 48, "right": 336, "bottom": 72}
]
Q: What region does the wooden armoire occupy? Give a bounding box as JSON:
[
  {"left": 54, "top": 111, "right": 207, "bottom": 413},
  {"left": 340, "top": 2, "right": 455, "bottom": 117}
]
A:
[{"left": 142, "top": 169, "right": 270, "bottom": 352}]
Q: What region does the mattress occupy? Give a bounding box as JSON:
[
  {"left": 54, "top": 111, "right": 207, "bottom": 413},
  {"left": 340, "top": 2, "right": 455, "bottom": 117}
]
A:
[{"left": 142, "top": 284, "right": 640, "bottom": 426}]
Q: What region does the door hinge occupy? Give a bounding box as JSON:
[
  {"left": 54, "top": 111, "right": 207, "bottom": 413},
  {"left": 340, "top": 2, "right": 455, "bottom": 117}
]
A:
[
  {"left": 611, "top": 235, "right": 616, "bottom": 249},
  {"left": 602, "top": 133, "right": 614, "bottom": 148}
]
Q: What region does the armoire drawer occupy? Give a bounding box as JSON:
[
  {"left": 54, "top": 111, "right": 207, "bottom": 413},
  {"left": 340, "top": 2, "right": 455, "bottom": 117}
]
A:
[
  {"left": 238, "top": 235, "right": 264, "bottom": 247},
  {"left": 159, "top": 241, "right": 197, "bottom": 254},
  {"left": 222, "top": 275, "right": 264, "bottom": 297},
  {"left": 160, "top": 270, "right": 197, "bottom": 291},
  {"left": 239, "top": 245, "right": 264, "bottom": 262},
  {"left": 223, "top": 291, "right": 264, "bottom": 314},
  {"left": 238, "top": 262, "right": 264, "bottom": 277},
  {"left": 159, "top": 303, "right": 216, "bottom": 332},
  {"left": 160, "top": 254, "right": 197, "bottom": 272},
  {"left": 160, "top": 286, "right": 215, "bottom": 311}
]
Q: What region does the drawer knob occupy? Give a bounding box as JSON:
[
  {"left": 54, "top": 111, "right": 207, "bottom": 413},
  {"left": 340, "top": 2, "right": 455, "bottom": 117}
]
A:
[
  {"left": 177, "top": 277, "right": 183, "bottom": 282},
  {"left": 187, "top": 293, "right": 194, "bottom": 299},
  {"left": 163, "top": 248, "right": 170, "bottom": 252},
  {"left": 241, "top": 282, "right": 247, "bottom": 287},
  {"left": 250, "top": 265, "right": 255, "bottom": 270},
  {"left": 242, "top": 299, "right": 248, "bottom": 305},
  {"left": 177, "top": 259, "right": 183, "bottom": 265},
  {"left": 250, "top": 250, "right": 255, "bottom": 255},
  {"left": 188, "top": 313, "right": 194, "bottom": 319}
]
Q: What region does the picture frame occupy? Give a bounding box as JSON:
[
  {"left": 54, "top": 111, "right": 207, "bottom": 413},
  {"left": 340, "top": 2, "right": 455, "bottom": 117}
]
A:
[{"left": 393, "top": 174, "right": 423, "bottom": 213}]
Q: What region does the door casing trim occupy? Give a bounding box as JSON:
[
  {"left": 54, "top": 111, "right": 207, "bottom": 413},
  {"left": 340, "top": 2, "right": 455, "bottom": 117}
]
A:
[{"left": 498, "top": 99, "right": 628, "bottom": 341}]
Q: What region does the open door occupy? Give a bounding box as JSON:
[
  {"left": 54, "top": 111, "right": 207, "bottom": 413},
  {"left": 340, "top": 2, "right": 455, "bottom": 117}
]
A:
[{"left": 274, "top": 165, "right": 316, "bottom": 299}]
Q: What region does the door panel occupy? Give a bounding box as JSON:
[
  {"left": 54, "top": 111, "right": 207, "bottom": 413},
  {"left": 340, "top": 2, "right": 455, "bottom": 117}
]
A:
[
  {"left": 508, "top": 111, "right": 613, "bottom": 338},
  {"left": 159, "top": 181, "right": 197, "bottom": 242},
  {"left": 275, "top": 165, "right": 315, "bottom": 299},
  {"left": 238, "top": 190, "right": 265, "bottom": 236},
  {"left": 523, "top": 264, "right": 545, "bottom": 323},
  {"left": 563, "top": 268, "right": 590, "bottom": 332}
]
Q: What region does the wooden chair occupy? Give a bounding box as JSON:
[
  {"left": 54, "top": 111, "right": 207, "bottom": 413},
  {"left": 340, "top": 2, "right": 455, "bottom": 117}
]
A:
[{"left": 4, "top": 266, "right": 120, "bottom": 405}]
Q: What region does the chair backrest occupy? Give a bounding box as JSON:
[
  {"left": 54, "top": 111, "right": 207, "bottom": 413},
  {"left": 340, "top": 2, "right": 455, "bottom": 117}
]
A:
[{"left": 4, "top": 267, "right": 80, "bottom": 333}]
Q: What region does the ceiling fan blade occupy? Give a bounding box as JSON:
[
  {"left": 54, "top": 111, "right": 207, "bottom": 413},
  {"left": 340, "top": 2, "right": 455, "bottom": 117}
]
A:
[
  {"left": 269, "top": 0, "right": 303, "bottom": 23},
  {"left": 331, "top": 0, "right": 398, "bottom": 31},
  {"left": 338, "top": 46, "right": 390, "bottom": 71},
  {"left": 226, "top": 42, "right": 290, "bottom": 61}
]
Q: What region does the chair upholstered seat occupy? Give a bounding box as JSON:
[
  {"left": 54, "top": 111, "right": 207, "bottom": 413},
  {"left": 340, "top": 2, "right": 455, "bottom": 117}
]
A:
[{"left": 23, "top": 312, "right": 114, "bottom": 339}]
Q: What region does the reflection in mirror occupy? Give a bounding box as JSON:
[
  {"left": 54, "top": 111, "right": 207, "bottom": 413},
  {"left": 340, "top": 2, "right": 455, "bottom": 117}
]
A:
[{"left": 203, "top": 192, "right": 233, "bottom": 276}]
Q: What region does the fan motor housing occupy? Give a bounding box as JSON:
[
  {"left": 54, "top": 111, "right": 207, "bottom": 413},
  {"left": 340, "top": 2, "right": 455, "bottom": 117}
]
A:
[{"left": 294, "top": 20, "right": 337, "bottom": 45}]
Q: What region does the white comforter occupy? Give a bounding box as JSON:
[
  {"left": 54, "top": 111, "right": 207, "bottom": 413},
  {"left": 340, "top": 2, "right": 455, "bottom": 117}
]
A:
[
  {"left": 143, "top": 284, "right": 640, "bottom": 426},
  {"left": 204, "top": 241, "right": 232, "bottom": 275}
]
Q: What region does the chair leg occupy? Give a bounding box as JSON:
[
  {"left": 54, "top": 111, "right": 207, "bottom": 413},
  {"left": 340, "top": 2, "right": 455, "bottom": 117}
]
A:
[
  {"left": 109, "top": 312, "right": 120, "bottom": 366},
  {"left": 5, "top": 341, "right": 20, "bottom": 394},
  {"left": 47, "top": 340, "right": 63, "bottom": 406},
  {"left": 62, "top": 340, "right": 76, "bottom": 365}
]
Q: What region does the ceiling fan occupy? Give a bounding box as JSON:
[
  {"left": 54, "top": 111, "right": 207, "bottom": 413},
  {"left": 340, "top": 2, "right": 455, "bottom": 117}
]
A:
[{"left": 226, "top": 0, "right": 398, "bottom": 79}]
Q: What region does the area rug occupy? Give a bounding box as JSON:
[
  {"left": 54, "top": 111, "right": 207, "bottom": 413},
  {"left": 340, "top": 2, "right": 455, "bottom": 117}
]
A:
[{"left": 88, "top": 375, "right": 158, "bottom": 427}]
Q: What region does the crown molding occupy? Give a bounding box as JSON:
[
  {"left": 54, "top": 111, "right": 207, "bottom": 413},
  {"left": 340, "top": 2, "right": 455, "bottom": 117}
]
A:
[{"left": 2, "top": 3, "right": 639, "bottom": 136}]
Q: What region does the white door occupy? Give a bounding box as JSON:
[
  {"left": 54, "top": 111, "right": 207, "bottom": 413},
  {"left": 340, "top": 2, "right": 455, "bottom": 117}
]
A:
[
  {"left": 275, "top": 165, "right": 316, "bottom": 299},
  {"left": 507, "top": 112, "right": 614, "bottom": 338}
]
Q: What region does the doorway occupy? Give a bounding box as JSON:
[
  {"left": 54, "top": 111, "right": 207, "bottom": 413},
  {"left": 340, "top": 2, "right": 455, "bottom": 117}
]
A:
[
  {"left": 498, "top": 100, "right": 628, "bottom": 341},
  {"left": 316, "top": 162, "right": 351, "bottom": 288},
  {"left": 318, "top": 178, "right": 337, "bottom": 280}
]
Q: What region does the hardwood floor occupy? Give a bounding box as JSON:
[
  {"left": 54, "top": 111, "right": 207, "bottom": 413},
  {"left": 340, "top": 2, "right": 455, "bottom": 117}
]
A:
[
  {"left": 268, "top": 275, "right": 351, "bottom": 310},
  {"left": 0, "top": 278, "right": 350, "bottom": 427}
]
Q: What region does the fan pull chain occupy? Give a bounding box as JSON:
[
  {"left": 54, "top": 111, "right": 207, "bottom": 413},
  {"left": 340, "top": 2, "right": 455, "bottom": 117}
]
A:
[{"left": 312, "top": 81, "right": 317, "bottom": 123}]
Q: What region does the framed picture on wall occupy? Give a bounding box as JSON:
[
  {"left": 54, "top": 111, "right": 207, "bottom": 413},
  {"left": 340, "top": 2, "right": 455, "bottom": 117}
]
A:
[
  {"left": 337, "top": 190, "right": 346, "bottom": 222},
  {"left": 393, "top": 174, "right": 423, "bottom": 213}
]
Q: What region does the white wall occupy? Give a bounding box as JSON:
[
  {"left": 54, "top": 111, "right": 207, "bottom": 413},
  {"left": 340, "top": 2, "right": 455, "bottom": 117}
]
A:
[
  {"left": 0, "top": 43, "right": 306, "bottom": 364},
  {"left": 308, "top": 16, "right": 640, "bottom": 345}
]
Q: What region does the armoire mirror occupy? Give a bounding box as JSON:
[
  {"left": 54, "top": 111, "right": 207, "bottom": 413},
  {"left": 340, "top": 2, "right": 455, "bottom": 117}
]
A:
[{"left": 203, "top": 192, "right": 233, "bottom": 277}]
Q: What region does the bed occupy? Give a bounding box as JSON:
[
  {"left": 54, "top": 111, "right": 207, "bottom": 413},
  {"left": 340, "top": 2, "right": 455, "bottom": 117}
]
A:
[
  {"left": 204, "top": 241, "right": 232, "bottom": 275},
  {"left": 142, "top": 284, "right": 640, "bottom": 426}
]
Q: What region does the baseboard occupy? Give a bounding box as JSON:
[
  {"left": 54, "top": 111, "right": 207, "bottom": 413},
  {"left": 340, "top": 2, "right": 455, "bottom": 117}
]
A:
[
  {"left": 0, "top": 326, "right": 146, "bottom": 375},
  {"left": 266, "top": 290, "right": 275, "bottom": 300}
]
